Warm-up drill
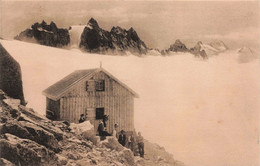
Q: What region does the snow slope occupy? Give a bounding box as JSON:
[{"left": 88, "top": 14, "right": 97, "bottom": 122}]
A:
[
  {"left": 197, "top": 40, "right": 229, "bottom": 56},
  {"left": 209, "top": 40, "right": 229, "bottom": 52},
  {"left": 1, "top": 39, "right": 259, "bottom": 166}
]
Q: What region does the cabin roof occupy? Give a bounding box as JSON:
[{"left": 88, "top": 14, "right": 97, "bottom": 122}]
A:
[{"left": 42, "top": 68, "right": 138, "bottom": 101}]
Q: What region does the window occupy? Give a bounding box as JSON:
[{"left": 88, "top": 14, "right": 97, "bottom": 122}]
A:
[
  {"left": 95, "top": 80, "right": 105, "bottom": 91},
  {"left": 86, "top": 80, "right": 105, "bottom": 92},
  {"left": 96, "top": 108, "right": 104, "bottom": 120}
]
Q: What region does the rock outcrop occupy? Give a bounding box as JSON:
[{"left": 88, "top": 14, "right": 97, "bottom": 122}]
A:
[
  {"left": 15, "top": 20, "right": 70, "bottom": 47},
  {"left": 80, "top": 18, "right": 147, "bottom": 55},
  {"left": 167, "top": 39, "right": 189, "bottom": 53},
  {"left": 0, "top": 43, "right": 25, "bottom": 105},
  {"left": 0, "top": 133, "right": 58, "bottom": 166}
]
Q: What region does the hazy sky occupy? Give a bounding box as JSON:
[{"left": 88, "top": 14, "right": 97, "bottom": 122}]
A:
[{"left": 0, "top": 1, "right": 259, "bottom": 49}]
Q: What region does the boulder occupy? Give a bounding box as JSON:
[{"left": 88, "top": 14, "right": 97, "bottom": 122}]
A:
[
  {"left": 101, "top": 137, "right": 124, "bottom": 151},
  {"left": 1, "top": 120, "right": 61, "bottom": 152},
  {"left": 0, "top": 133, "right": 58, "bottom": 166},
  {"left": 118, "top": 149, "right": 136, "bottom": 166},
  {"left": 20, "top": 121, "right": 61, "bottom": 152},
  {"left": 69, "top": 121, "right": 94, "bottom": 135},
  {"left": 0, "top": 121, "right": 33, "bottom": 139}
]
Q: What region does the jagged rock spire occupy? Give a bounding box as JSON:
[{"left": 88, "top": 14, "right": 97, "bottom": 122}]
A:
[{"left": 87, "top": 18, "right": 99, "bottom": 29}]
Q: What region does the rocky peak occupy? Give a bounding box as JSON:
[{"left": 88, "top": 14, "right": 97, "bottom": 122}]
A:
[
  {"left": 192, "top": 41, "right": 204, "bottom": 52},
  {"left": 49, "top": 21, "right": 58, "bottom": 31},
  {"left": 128, "top": 27, "right": 135, "bottom": 32},
  {"left": 174, "top": 39, "right": 182, "bottom": 44},
  {"left": 127, "top": 27, "right": 140, "bottom": 42},
  {"left": 80, "top": 19, "right": 147, "bottom": 55},
  {"left": 87, "top": 18, "right": 99, "bottom": 29},
  {"left": 168, "top": 39, "right": 188, "bottom": 52},
  {"left": 190, "top": 41, "right": 208, "bottom": 59},
  {"left": 41, "top": 20, "right": 47, "bottom": 26},
  {"left": 15, "top": 21, "right": 70, "bottom": 47}
]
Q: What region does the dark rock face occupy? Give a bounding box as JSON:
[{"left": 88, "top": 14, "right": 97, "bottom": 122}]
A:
[
  {"left": 167, "top": 39, "right": 188, "bottom": 52},
  {"left": 0, "top": 43, "right": 25, "bottom": 105},
  {"left": 80, "top": 18, "right": 114, "bottom": 53},
  {"left": 80, "top": 18, "right": 147, "bottom": 55},
  {"left": 15, "top": 20, "right": 70, "bottom": 47}
]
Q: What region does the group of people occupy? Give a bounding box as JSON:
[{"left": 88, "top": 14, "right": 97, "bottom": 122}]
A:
[
  {"left": 79, "top": 114, "right": 144, "bottom": 158},
  {"left": 113, "top": 123, "right": 144, "bottom": 158},
  {"left": 118, "top": 130, "right": 144, "bottom": 157}
]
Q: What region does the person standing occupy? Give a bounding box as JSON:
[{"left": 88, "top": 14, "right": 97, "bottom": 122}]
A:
[
  {"left": 103, "top": 115, "right": 109, "bottom": 129},
  {"left": 136, "top": 132, "right": 144, "bottom": 158},
  {"left": 128, "top": 134, "right": 135, "bottom": 152},
  {"left": 97, "top": 120, "right": 105, "bottom": 136},
  {"left": 112, "top": 124, "right": 118, "bottom": 138},
  {"left": 118, "top": 130, "right": 126, "bottom": 146}
]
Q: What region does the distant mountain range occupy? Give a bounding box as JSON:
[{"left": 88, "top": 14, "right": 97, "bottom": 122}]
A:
[{"left": 15, "top": 18, "right": 231, "bottom": 58}]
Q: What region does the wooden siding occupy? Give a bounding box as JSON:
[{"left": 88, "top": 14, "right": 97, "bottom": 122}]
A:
[
  {"left": 58, "top": 71, "right": 135, "bottom": 134},
  {"left": 46, "top": 98, "right": 60, "bottom": 120}
]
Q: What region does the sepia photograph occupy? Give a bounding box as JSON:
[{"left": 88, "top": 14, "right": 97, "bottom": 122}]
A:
[{"left": 0, "top": 0, "right": 259, "bottom": 166}]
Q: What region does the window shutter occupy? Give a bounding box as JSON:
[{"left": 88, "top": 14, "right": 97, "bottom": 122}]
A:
[{"left": 86, "top": 80, "right": 95, "bottom": 91}]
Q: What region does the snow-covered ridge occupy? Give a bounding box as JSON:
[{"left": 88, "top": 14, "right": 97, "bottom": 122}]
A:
[{"left": 198, "top": 40, "right": 229, "bottom": 56}]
